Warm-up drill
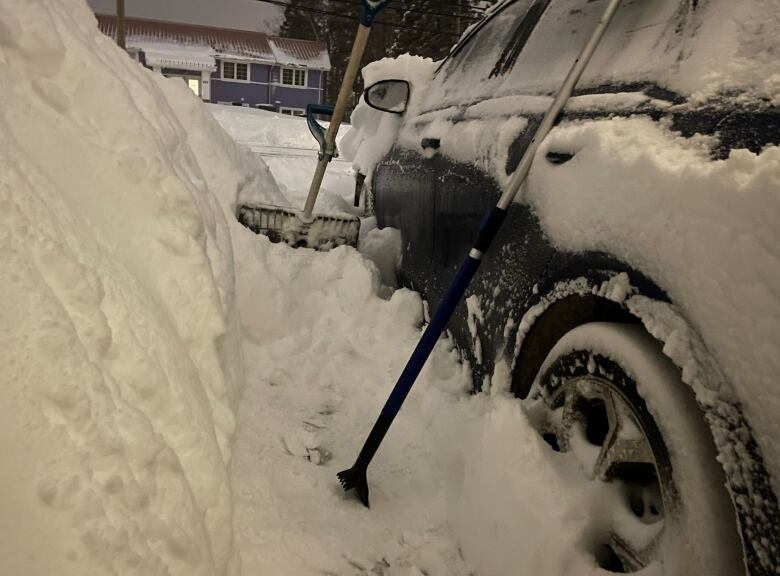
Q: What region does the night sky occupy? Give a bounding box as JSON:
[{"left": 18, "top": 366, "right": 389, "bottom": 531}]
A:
[{"left": 86, "top": 0, "right": 284, "bottom": 32}]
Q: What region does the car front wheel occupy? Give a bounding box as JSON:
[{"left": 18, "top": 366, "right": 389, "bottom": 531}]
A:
[{"left": 524, "top": 322, "right": 745, "bottom": 574}]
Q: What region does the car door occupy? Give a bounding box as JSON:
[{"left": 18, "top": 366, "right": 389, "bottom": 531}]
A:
[
  {"left": 374, "top": 0, "right": 540, "bottom": 283},
  {"left": 375, "top": 0, "right": 691, "bottom": 382}
]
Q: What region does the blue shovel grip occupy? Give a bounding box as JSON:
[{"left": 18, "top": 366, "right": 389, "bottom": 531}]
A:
[
  {"left": 360, "top": 0, "right": 392, "bottom": 26},
  {"left": 306, "top": 103, "right": 334, "bottom": 160},
  {"left": 380, "top": 206, "right": 507, "bottom": 418}
]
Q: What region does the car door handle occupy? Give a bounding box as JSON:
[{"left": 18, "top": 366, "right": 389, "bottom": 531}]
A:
[
  {"left": 421, "top": 137, "right": 441, "bottom": 150},
  {"left": 545, "top": 151, "right": 574, "bottom": 165}
]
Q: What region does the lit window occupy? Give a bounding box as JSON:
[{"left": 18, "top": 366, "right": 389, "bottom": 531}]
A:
[
  {"left": 281, "top": 67, "right": 307, "bottom": 87},
  {"left": 187, "top": 78, "right": 201, "bottom": 96},
  {"left": 222, "top": 61, "right": 248, "bottom": 81}
]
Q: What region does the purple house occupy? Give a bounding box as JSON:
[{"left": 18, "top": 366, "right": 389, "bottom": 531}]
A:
[{"left": 97, "top": 15, "right": 331, "bottom": 115}]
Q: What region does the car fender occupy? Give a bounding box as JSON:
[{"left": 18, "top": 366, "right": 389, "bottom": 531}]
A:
[{"left": 507, "top": 264, "right": 780, "bottom": 574}]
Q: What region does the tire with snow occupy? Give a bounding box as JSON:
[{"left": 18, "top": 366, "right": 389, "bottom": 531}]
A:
[{"left": 525, "top": 322, "right": 745, "bottom": 574}]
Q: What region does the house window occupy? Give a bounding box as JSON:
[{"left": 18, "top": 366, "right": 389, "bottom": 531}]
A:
[
  {"left": 279, "top": 107, "right": 305, "bottom": 117},
  {"left": 281, "top": 67, "right": 307, "bottom": 87},
  {"left": 187, "top": 78, "right": 201, "bottom": 97},
  {"left": 222, "top": 61, "right": 249, "bottom": 81}
]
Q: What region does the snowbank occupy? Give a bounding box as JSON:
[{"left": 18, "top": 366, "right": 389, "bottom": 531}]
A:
[
  {"left": 207, "top": 104, "right": 323, "bottom": 152},
  {"left": 0, "top": 1, "right": 277, "bottom": 573},
  {"left": 229, "top": 230, "right": 478, "bottom": 575},
  {"left": 209, "top": 103, "right": 357, "bottom": 216}
]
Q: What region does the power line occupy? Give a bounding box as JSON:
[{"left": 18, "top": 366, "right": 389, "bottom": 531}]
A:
[
  {"left": 256, "top": 0, "right": 463, "bottom": 37},
  {"left": 317, "top": 0, "right": 483, "bottom": 22}
]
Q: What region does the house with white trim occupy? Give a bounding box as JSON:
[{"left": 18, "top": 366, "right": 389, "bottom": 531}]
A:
[{"left": 97, "top": 15, "right": 331, "bottom": 115}]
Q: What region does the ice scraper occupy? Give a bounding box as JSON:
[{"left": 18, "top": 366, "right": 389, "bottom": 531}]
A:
[
  {"left": 338, "top": 0, "right": 626, "bottom": 507},
  {"left": 238, "top": 0, "right": 392, "bottom": 250}
]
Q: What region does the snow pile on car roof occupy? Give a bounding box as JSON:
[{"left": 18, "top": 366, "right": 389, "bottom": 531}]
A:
[{"left": 0, "top": 1, "right": 281, "bottom": 573}]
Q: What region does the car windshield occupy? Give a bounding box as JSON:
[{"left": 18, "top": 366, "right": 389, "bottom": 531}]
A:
[
  {"left": 422, "top": 0, "right": 689, "bottom": 112},
  {"left": 431, "top": 0, "right": 536, "bottom": 103}
]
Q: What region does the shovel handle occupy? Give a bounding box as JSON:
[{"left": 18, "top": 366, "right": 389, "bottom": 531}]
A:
[
  {"left": 302, "top": 24, "right": 371, "bottom": 218},
  {"left": 302, "top": 1, "right": 392, "bottom": 219},
  {"left": 381, "top": 207, "right": 506, "bottom": 416},
  {"left": 350, "top": 207, "right": 506, "bottom": 467}
]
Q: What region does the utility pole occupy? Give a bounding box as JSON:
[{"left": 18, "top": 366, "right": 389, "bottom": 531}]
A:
[{"left": 117, "top": 0, "right": 126, "bottom": 49}]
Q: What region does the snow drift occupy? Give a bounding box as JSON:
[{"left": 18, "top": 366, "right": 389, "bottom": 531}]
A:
[{"left": 0, "top": 1, "right": 279, "bottom": 573}]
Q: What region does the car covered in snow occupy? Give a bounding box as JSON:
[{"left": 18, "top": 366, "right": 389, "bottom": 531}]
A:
[{"left": 352, "top": 0, "right": 780, "bottom": 573}]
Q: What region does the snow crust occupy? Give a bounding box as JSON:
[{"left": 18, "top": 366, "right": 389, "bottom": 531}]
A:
[
  {"left": 229, "top": 231, "right": 475, "bottom": 575},
  {"left": 0, "top": 1, "right": 277, "bottom": 573}
]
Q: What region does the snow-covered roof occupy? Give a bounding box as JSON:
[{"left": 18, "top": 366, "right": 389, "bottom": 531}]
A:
[
  {"left": 96, "top": 15, "right": 331, "bottom": 71},
  {"left": 133, "top": 40, "right": 216, "bottom": 72},
  {"left": 268, "top": 37, "right": 331, "bottom": 70}
]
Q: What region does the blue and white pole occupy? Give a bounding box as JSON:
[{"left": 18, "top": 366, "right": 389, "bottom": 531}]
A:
[{"left": 338, "top": 0, "right": 625, "bottom": 507}]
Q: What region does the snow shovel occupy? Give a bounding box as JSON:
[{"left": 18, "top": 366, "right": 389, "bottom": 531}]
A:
[
  {"left": 338, "top": 0, "right": 626, "bottom": 507},
  {"left": 238, "top": 0, "right": 392, "bottom": 250}
]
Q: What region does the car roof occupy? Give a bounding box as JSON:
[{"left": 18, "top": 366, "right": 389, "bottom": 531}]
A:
[{"left": 422, "top": 0, "right": 777, "bottom": 111}]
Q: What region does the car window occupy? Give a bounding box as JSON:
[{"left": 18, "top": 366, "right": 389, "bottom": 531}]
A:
[
  {"left": 422, "top": 0, "right": 536, "bottom": 110},
  {"left": 422, "top": 0, "right": 687, "bottom": 112},
  {"left": 499, "top": 0, "right": 686, "bottom": 95}
]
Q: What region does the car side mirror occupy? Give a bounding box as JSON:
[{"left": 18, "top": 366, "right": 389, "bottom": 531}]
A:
[{"left": 364, "top": 79, "right": 410, "bottom": 114}]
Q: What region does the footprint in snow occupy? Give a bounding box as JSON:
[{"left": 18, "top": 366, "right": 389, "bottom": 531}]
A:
[{"left": 281, "top": 419, "right": 333, "bottom": 465}]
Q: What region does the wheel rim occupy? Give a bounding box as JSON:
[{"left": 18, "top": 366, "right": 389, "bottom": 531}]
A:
[{"left": 532, "top": 371, "right": 677, "bottom": 573}]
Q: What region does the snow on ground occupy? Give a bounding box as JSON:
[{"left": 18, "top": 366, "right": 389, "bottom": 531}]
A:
[
  {"left": 0, "top": 3, "right": 615, "bottom": 574},
  {"left": 206, "top": 99, "right": 629, "bottom": 576},
  {"left": 4, "top": 1, "right": 773, "bottom": 575},
  {"left": 211, "top": 98, "right": 742, "bottom": 576},
  {"left": 209, "top": 104, "right": 358, "bottom": 217},
  {"left": 228, "top": 230, "right": 475, "bottom": 575}
]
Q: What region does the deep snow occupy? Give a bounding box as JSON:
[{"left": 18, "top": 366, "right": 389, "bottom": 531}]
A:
[
  {"left": 0, "top": 0, "right": 260, "bottom": 573},
  {"left": 342, "top": 0, "right": 780, "bottom": 533},
  {"left": 208, "top": 104, "right": 358, "bottom": 218},
  {"left": 3, "top": 1, "right": 778, "bottom": 575}
]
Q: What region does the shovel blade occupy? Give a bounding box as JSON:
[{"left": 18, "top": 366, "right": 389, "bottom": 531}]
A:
[{"left": 238, "top": 204, "right": 360, "bottom": 250}]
